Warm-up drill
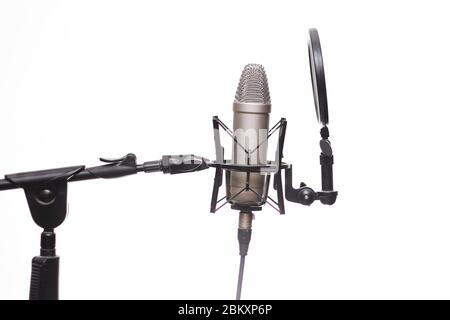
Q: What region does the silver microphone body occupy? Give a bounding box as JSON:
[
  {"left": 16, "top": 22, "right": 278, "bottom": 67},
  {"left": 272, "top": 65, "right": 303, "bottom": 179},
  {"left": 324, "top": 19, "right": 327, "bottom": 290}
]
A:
[{"left": 228, "top": 64, "right": 271, "bottom": 207}]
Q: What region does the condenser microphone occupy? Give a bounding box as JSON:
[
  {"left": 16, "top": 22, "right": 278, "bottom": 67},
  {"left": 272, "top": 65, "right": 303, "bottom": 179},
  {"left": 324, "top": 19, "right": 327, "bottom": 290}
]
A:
[
  {"left": 229, "top": 64, "right": 271, "bottom": 207},
  {"left": 228, "top": 64, "right": 272, "bottom": 300}
]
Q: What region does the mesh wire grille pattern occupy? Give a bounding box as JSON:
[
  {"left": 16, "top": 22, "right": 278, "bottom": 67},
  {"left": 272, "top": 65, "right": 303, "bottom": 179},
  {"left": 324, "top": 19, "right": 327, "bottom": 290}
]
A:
[{"left": 234, "top": 64, "right": 271, "bottom": 104}]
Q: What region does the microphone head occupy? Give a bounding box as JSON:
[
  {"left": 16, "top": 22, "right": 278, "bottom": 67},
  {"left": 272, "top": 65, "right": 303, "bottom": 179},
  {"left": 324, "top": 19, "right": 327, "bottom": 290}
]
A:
[{"left": 234, "top": 64, "right": 271, "bottom": 104}]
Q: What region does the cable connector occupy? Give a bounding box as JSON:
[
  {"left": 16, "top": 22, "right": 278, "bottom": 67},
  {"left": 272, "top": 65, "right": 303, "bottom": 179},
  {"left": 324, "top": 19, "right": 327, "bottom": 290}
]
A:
[
  {"left": 162, "top": 155, "right": 209, "bottom": 174},
  {"left": 237, "top": 211, "right": 253, "bottom": 256},
  {"left": 142, "top": 154, "right": 210, "bottom": 174}
]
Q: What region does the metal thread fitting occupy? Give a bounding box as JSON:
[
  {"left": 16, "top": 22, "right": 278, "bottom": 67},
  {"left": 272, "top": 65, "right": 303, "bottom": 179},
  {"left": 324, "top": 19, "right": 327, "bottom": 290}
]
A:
[{"left": 238, "top": 211, "right": 254, "bottom": 230}]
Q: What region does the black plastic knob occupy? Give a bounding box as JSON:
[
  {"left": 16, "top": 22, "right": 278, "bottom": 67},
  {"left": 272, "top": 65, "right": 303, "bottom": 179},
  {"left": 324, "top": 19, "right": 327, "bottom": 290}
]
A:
[{"left": 298, "top": 187, "right": 315, "bottom": 206}]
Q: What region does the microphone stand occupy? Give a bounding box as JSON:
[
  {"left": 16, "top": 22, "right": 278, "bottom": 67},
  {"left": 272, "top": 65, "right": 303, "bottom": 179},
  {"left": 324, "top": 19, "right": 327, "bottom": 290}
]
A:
[{"left": 0, "top": 153, "right": 208, "bottom": 300}]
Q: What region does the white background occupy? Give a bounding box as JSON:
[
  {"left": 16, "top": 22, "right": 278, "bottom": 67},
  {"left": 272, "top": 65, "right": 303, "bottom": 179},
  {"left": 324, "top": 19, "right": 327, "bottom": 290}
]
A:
[{"left": 0, "top": 0, "right": 449, "bottom": 300}]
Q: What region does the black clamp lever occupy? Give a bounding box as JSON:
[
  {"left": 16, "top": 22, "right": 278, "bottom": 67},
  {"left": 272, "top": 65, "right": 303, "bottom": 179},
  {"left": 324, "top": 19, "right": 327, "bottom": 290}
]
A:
[{"left": 86, "top": 153, "right": 138, "bottom": 179}]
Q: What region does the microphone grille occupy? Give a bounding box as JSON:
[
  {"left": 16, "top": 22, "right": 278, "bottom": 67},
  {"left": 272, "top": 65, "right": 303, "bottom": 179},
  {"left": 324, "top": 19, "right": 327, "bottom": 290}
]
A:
[{"left": 234, "top": 64, "right": 271, "bottom": 104}]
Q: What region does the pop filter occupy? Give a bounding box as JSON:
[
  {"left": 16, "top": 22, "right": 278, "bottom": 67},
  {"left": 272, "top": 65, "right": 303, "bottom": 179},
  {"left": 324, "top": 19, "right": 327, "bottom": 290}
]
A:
[
  {"left": 308, "top": 28, "right": 328, "bottom": 126},
  {"left": 306, "top": 28, "right": 337, "bottom": 202}
]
